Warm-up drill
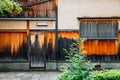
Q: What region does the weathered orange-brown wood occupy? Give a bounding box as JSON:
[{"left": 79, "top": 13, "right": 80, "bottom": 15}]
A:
[
  {"left": 58, "top": 32, "right": 79, "bottom": 39},
  {"left": 0, "top": 32, "right": 27, "bottom": 55},
  {"left": 30, "top": 31, "right": 79, "bottom": 55},
  {"left": 57, "top": 31, "right": 118, "bottom": 55},
  {"left": 31, "top": 0, "right": 55, "bottom": 17},
  {"left": 18, "top": 0, "right": 56, "bottom": 17},
  {"left": 118, "top": 32, "right": 120, "bottom": 54},
  {"left": 18, "top": 0, "right": 27, "bottom": 5},
  {"left": 27, "top": 20, "right": 30, "bottom": 36},
  {"left": 83, "top": 40, "right": 118, "bottom": 55},
  {"left": 80, "top": 19, "right": 119, "bottom": 55},
  {"left": 1, "top": 31, "right": 118, "bottom": 56},
  {"left": 0, "top": 30, "right": 27, "bottom": 33},
  {"left": 31, "top": 32, "right": 55, "bottom": 54}
]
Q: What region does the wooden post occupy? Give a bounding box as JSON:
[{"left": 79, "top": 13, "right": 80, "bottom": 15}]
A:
[
  {"left": 27, "top": 20, "right": 30, "bottom": 62},
  {"left": 55, "top": 0, "right": 58, "bottom": 70}
]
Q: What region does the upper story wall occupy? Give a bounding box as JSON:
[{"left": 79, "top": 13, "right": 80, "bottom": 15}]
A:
[{"left": 58, "top": 0, "right": 120, "bottom": 29}]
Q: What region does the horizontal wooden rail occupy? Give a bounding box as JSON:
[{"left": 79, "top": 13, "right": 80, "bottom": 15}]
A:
[{"left": 0, "top": 30, "right": 27, "bottom": 33}]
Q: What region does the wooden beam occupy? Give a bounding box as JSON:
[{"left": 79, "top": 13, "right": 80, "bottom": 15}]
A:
[
  {"left": 0, "top": 30, "right": 27, "bottom": 33},
  {"left": 77, "top": 17, "right": 120, "bottom": 20},
  {"left": 55, "top": 0, "right": 58, "bottom": 70},
  {"left": 23, "top": 0, "right": 51, "bottom": 7},
  {"left": 26, "top": 20, "right": 30, "bottom": 62},
  {"left": 27, "top": 20, "right": 30, "bottom": 35}
]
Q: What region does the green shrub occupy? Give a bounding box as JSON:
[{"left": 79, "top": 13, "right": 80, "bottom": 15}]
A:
[
  {"left": 92, "top": 69, "right": 120, "bottom": 80},
  {"left": 56, "top": 38, "right": 95, "bottom": 80},
  {"left": 56, "top": 38, "right": 120, "bottom": 80},
  {"left": 0, "top": 0, "right": 22, "bottom": 15}
]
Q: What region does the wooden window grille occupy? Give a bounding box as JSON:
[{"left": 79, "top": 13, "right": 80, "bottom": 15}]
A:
[{"left": 80, "top": 20, "right": 118, "bottom": 39}]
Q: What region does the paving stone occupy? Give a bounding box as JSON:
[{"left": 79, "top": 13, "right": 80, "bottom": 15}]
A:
[
  {"left": 31, "top": 73, "right": 40, "bottom": 80},
  {"left": 21, "top": 73, "right": 33, "bottom": 80},
  {"left": 12, "top": 78, "right": 21, "bottom": 80},
  {"left": 6, "top": 72, "right": 18, "bottom": 80},
  {"left": 0, "top": 73, "right": 8, "bottom": 78},
  {"left": 15, "top": 73, "right": 26, "bottom": 77},
  {"left": 0, "top": 71, "right": 61, "bottom": 80}
]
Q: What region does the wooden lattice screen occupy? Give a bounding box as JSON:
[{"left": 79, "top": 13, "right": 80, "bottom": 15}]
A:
[{"left": 80, "top": 20, "right": 118, "bottom": 39}]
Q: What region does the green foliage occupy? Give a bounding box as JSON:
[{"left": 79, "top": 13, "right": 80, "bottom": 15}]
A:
[
  {"left": 92, "top": 69, "right": 120, "bottom": 80},
  {"left": 0, "top": 0, "right": 22, "bottom": 15},
  {"left": 56, "top": 38, "right": 95, "bottom": 80},
  {"left": 56, "top": 38, "right": 120, "bottom": 80}
]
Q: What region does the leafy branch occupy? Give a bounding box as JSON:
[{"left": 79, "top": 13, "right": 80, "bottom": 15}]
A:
[{"left": 0, "top": 0, "right": 22, "bottom": 15}]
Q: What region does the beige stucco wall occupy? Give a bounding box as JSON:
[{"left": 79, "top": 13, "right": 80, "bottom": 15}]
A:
[
  {"left": 0, "top": 21, "right": 26, "bottom": 29},
  {"left": 58, "top": 0, "right": 120, "bottom": 29},
  {"left": 30, "top": 21, "right": 55, "bottom": 30}
]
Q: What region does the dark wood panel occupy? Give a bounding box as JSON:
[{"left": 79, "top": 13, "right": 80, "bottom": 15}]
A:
[{"left": 58, "top": 31, "right": 79, "bottom": 60}]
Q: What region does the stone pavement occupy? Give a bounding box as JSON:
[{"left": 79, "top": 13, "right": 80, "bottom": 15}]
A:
[{"left": 0, "top": 71, "right": 61, "bottom": 80}]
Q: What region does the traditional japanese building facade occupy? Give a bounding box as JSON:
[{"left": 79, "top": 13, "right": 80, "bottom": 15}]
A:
[{"left": 0, "top": 0, "right": 120, "bottom": 70}]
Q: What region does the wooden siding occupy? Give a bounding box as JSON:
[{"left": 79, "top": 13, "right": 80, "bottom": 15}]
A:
[
  {"left": 30, "top": 31, "right": 119, "bottom": 60},
  {"left": 18, "top": 0, "right": 27, "bottom": 5},
  {"left": 0, "top": 31, "right": 28, "bottom": 61},
  {"left": 17, "top": 0, "right": 56, "bottom": 18},
  {"left": 30, "top": 31, "right": 79, "bottom": 61},
  {"left": 0, "top": 30, "right": 120, "bottom": 61},
  {"left": 84, "top": 40, "right": 118, "bottom": 55},
  {"left": 57, "top": 31, "right": 120, "bottom": 61},
  {"left": 118, "top": 32, "right": 120, "bottom": 54},
  {"left": 58, "top": 31, "right": 79, "bottom": 60}
]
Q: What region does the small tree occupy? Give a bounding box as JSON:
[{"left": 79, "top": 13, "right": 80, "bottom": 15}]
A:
[
  {"left": 0, "top": 0, "right": 22, "bottom": 16},
  {"left": 56, "top": 38, "right": 95, "bottom": 80}
]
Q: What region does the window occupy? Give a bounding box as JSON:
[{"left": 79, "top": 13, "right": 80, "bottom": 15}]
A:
[{"left": 80, "top": 20, "right": 118, "bottom": 39}]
